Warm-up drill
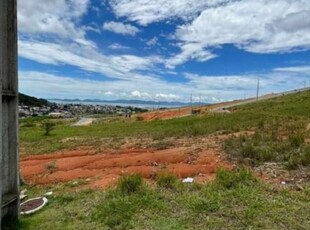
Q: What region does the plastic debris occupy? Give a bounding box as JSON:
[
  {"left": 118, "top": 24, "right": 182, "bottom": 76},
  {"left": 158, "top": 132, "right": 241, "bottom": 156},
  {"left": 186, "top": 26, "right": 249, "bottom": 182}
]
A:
[
  {"left": 182, "top": 177, "right": 194, "bottom": 183},
  {"left": 20, "top": 189, "right": 28, "bottom": 200},
  {"left": 45, "top": 191, "right": 53, "bottom": 196}
]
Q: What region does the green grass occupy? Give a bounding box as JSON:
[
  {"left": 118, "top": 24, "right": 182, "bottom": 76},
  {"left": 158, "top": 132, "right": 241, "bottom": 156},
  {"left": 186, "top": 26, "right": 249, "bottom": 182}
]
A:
[
  {"left": 18, "top": 169, "right": 310, "bottom": 230},
  {"left": 20, "top": 90, "right": 310, "bottom": 155},
  {"left": 16, "top": 90, "right": 310, "bottom": 229}
]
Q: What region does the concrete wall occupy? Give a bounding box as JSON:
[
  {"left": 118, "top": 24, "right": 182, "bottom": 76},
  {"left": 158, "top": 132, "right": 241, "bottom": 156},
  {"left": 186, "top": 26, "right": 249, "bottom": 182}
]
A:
[{"left": 0, "top": 0, "right": 19, "bottom": 226}]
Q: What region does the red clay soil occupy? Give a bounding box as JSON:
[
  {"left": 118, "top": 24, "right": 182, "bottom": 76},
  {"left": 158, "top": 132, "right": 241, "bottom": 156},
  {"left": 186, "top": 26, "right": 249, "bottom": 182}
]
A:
[
  {"left": 20, "top": 147, "right": 232, "bottom": 189},
  {"left": 141, "top": 99, "right": 249, "bottom": 121}
]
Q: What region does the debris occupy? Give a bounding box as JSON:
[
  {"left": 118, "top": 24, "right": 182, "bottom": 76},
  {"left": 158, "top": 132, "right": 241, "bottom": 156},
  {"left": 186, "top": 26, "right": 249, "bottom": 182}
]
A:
[
  {"left": 281, "top": 181, "right": 286, "bottom": 185},
  {"left": 182, "top": 177, "right": 194, "bottom": 183},
  {"left": 20, "top": 197, "right": 48, "bottom": 215},
  {"left": 45, "top": 191, "right": 53, "bottom": 196},
  {"left": 296, "top": 184, "right": 304, "bottom": 191},
  {"left": 20, "top": 189, "right": 28, "bottom": 200},
  {"left": 20, "top": 194, "right": 27, "bottom": 200}
]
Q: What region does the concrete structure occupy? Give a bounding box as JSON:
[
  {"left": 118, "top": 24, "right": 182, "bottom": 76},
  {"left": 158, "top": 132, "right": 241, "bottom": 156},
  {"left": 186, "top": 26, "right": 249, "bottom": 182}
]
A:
[{"left": 0, "top": 0, "right": 19, "bottom": 226}]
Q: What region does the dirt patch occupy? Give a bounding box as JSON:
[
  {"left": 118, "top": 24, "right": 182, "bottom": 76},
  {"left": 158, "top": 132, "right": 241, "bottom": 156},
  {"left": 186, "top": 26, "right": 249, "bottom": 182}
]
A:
[
  {"left": 140, "top": 98, "right": 256, "bottom": 121},
  {"left": 20, "top": 145, "right": 231, "bottom": 189}
]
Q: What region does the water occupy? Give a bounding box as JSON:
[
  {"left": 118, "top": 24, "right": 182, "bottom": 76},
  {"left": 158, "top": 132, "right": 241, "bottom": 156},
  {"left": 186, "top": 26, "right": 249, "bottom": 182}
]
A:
[{"left": 49, "top": 100, "right": 184, "bottom": 109}]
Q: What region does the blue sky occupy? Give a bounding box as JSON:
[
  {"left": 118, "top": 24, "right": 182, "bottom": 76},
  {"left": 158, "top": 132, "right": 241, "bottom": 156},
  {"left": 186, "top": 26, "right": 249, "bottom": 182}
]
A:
[{"left": 18, "top": 0, "right": 310, "bottom": 103}]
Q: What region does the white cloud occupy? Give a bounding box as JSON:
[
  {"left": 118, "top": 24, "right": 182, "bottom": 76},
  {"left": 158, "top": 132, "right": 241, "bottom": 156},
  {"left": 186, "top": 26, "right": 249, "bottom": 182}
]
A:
[
  {"left": 131, "top": 91, "right": 151, "bottom": 98},
  {"left": 274, "top": 66, "right": 310, "bottom": 73},
  {"left": 105, "top": 91, "right": 114, "bottom": 96},
  {"left": 18, "top": 39, "right": 161, "bottom": 80},
  {"left": 166, "top": 43, "right": 217, "bottom": 69},
  {"left": 108, "top": 43, "right": 131, "bottom": 50},
  {"left": 20, "top": 63, "right": 309, "bottom": 103},
  {"left": 109, "top": 0, "right": 231, "bottom": 26},
  {"left": 167, "top": 0, "right": 310, "bottom": 67},
  {"left": 146, "top": 37, "right": 158, "bottom": 46},
  {"left": 155, "top": 93, "right": 180, "bottom": 101},
  {"left": 103, "top": 21, "right": 140, "bottom": 36},
  {"left": 18, "top": 0, "right": 89, "bottom": 39}
]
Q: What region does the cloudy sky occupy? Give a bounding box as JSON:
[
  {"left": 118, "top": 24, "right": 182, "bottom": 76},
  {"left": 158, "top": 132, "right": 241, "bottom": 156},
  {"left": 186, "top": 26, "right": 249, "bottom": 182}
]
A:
[{"left": 18, "top": 0, "right": 310, "bottom": 103}]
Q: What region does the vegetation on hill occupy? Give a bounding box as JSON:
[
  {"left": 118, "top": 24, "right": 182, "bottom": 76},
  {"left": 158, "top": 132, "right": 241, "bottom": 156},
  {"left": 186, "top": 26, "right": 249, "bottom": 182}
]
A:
[
  {"left": 17, "top": 89, "right": 310, "bottom": 229},
  {"left": 19, "top": 93, "right": 50, "bottom": 107}
]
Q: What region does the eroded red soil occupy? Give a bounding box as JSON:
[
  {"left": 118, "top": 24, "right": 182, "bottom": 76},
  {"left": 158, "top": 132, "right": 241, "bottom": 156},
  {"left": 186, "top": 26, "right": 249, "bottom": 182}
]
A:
[{"left": 20, "top": 146, "right": 232, "bottom": 189}]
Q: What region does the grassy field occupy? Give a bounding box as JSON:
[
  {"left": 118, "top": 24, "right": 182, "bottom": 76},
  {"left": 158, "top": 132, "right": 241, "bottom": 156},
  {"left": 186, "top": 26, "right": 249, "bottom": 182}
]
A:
[
  {"left": 15, "top": 90, "right": 310, "bottom": 229},
  {"left": 20, "top": 90, "right": 310, "bottom": 155},
  {"left": 12, "top": 169, "right": 310, "bottom": 230}
]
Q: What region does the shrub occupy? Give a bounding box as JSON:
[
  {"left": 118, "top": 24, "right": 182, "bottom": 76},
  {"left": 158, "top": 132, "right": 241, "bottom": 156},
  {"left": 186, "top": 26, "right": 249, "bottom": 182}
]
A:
[
  {"left": 41, "top": 120, "right": 56, "bottom": 136},
  {"left": 156, "top": 172, "right": 177, "bottom": 189},
  {"left": 289, "top": 133, "right": 304, "bottom": 147},
  {"left": 117, "top": 174, "right": 143, "bottom": 195},
  {"left": 285, "top": 157, "right": 299, "bottom": 170},
  {"left": 300, "top": 148, "right": 310, "bottom": 167},
  {"left": 215, "top": 167, "right": 258, "bottom": 189},
  {"left": 136, "top": 116, "right": 144, "bottom": 121}
]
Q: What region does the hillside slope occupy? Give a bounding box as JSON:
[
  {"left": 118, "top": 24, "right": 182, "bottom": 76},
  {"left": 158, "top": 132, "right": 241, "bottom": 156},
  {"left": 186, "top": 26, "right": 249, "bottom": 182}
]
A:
[{"left": 19, "top": 93, "right": 50, "bottom": 107}]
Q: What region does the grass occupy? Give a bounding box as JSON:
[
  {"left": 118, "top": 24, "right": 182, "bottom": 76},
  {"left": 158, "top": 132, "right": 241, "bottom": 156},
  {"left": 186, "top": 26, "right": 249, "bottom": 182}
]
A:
[
  {"left": 156, "top": 172, "right": 178, "bottom": 189},
  {"left": 15, "top": 90, "right": 310, "bottom": 229},
  {"left": 20, "top": 90, "right": 310, "bottom": 155},
  {"left": 17, "top": 169, "right": 310, "bottom": 229},
  {"left": 224, "top": 119, "right": 310, "bottom": 169}
]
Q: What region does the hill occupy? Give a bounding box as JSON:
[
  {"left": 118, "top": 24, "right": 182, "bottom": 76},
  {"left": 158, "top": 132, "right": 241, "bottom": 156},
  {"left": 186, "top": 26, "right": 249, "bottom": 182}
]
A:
[
  {"left": 19, "top": 93, "right": 50, "bottom": 107},
  {"left": 18, "top": 89, "right": 310, "bottom": 229}
]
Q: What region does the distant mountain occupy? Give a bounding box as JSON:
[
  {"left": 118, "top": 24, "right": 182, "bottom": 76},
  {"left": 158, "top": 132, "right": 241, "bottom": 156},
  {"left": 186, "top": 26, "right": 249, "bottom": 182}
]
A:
[
  {"left": 19, "top": 93, "right": 50, "bottom": 107},
  {"left": 49, "top": 98, "right": 207, "bottom": 107}
]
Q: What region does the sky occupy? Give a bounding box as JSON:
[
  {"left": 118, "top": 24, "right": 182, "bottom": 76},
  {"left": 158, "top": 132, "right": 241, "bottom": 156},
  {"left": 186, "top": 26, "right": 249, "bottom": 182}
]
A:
[{"left": 18, "top": 0, "right": 310, "bottom": 103}]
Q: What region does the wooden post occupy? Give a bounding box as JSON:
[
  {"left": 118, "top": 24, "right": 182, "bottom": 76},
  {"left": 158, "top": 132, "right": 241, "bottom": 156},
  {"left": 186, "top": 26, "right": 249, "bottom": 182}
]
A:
[{"left": 0, "top": 0, "right": 19, "bottom": 226}]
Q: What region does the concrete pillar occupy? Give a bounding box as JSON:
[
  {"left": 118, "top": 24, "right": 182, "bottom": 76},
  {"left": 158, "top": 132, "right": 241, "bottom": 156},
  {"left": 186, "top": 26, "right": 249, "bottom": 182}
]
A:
[{"left": 0, "top": 0, "right": 19, "bottom": 227}]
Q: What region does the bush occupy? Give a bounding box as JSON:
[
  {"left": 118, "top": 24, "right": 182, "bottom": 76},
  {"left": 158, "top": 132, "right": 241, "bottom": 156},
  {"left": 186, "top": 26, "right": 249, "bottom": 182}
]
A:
[
  {"left": 156, "top": 172, "right": 177, "bottom": 189},
  {"left": 215, "top": 167, "right": 258, "bottom": 189},
  {"left": 136, "top": 116, "right": 144, "bottom": 121},
  {"left": 300, "top": 149, "right": 310, "bottom": 166},
  {"left": 285, "top": 157, "right": 299, "bottom": 170},
  {"left": 117, "top": 174, "right": 143, "bottom": 195},
  {"left": 289, "top": 133, "right": 304, "bottom": 147},
  {"left": 41, "top": 120, "right": 56, "bottom": 136}
]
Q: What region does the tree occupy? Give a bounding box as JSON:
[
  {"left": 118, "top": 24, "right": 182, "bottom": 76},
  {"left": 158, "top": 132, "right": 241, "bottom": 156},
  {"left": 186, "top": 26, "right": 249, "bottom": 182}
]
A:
[{"left": 41, "top": 120, "right": 56, "bottom": 136}]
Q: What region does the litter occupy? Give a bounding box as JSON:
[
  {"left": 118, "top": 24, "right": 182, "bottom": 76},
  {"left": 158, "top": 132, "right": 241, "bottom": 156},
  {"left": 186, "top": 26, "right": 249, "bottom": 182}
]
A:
[
  {"left": 182, "top": 177, "right": 194, "bottom": 183},
  {"left": 45, "top": 191, "right": 53, "bottom": 196}
]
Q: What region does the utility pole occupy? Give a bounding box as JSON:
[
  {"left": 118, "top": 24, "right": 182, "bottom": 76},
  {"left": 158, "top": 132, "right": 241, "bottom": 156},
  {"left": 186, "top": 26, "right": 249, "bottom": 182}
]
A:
[
  {"left": 1, "top": 0, "right": 19, "bottom": 226},
  {"left": 256, "top": 78, "right": 260, "bottom": 101}
]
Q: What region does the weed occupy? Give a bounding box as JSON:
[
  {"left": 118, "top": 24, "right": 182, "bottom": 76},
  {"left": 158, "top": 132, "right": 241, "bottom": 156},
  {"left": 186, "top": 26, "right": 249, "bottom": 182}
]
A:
[
  {"left": 136, "top": 116, "right": 144, "bottom": 121},
  {"left": 191, "top": 197, "right": 220, "bottom": 213},
  {"left": 149, "top": 140, "right": 175, "bottom": 150},
  {"left": 156, "top": 172, "right": 177, "bottom": 189},
  {"left": 285, "top": 157, "right": 300, "bottom": 170},
  {"left": 289, "top": 132, "right": 304, "bottom": 147},
  {"left": 46, "top": 161, "right": 57, "bottom": 173},
  {"left": 300, "top": 148, "right": 310, "bottom": 166},
  {"left": 215, "top": 167, "right": 258, "bottom": 189},
  {"left": 117, "top": 174, "right": 143, "bottom": 195}
]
